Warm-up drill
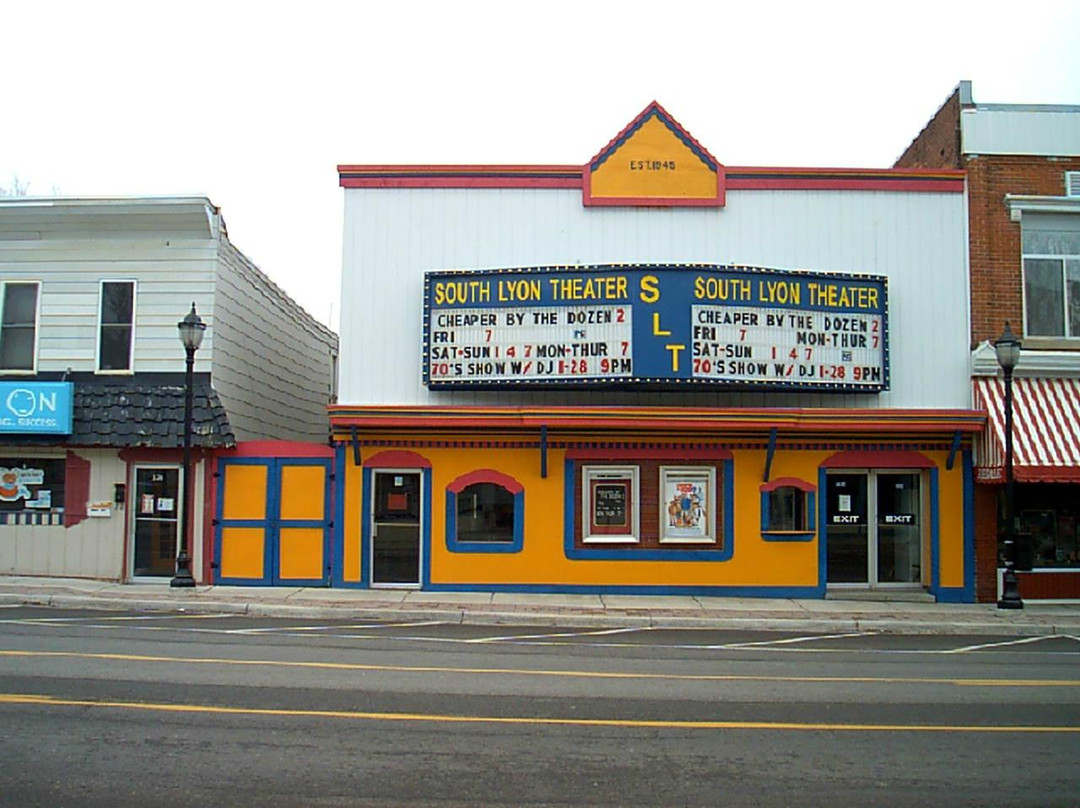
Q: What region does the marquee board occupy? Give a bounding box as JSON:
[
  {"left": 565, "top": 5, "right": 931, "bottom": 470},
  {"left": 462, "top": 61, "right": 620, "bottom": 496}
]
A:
[{"left": 423, "top": 265, "right": 889, "bottom": 391}]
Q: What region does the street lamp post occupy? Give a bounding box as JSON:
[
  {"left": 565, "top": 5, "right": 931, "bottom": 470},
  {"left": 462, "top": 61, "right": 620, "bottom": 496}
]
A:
[
  {"left": 995, "top": 321, "right": 1023, "bottom": 610},
  {"left": 171, "top": 302, "right": 206, "bottom": 588}
]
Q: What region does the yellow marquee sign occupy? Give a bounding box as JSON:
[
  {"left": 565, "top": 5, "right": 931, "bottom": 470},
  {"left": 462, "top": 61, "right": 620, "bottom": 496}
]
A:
[{"left": 583, "top": 102, "right": 725, "bottom": 207}]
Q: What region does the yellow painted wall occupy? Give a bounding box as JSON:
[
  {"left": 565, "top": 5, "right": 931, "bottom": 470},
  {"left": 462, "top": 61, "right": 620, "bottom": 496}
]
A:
[
  {"left": 342, "top": 444, "right": 967, "bottom": 591},
  {"left": 590, "top": 116, "right": 718, "bottom": 201}
]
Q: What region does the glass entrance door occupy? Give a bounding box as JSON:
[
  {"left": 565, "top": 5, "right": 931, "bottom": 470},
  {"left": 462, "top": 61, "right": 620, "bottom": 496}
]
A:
[
  {"left": 876, "top": 473, "right": 922, "bottom": 584},
  {"left": 825, "top": 474, "right": 869, "bottom": 584},
  {"left": 370, "top": 471, "right": 422, "bottom": 587},
  {"left": 131, "top": 466, "right": 181, "bottom": 578},
  {"left": 826, "top": 471, "right": 923, "bottom": 588}
]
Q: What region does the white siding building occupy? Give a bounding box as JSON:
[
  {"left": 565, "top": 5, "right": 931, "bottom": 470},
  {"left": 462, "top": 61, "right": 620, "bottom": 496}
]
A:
[{"left": 0, "top": 197, "right": 337, "bottom": 581}]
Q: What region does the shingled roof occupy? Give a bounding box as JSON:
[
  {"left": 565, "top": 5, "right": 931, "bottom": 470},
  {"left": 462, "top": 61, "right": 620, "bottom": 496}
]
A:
[{"left": 70, "top": 380, "right": 235, "bottom": 448}]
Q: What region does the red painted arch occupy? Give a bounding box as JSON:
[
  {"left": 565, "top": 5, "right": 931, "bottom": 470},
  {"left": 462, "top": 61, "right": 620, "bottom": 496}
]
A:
[{"left": 446, "top": 469, "right": 524, "bottom": 495}]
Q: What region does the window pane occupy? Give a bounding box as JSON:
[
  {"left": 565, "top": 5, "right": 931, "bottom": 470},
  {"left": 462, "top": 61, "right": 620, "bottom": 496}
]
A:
[
  {"left": 1068, "top": 260, "right": 1080, "bottom": 338},
  {"left": 2, "top": 284, "right": 38, "bottom": 325},
  {"left": 0, "top": 328, "right": 35, "bottom": 370},
  {"left": 0, "top": 284, "right": 38, "bottom": 370},
  {"left": 1024, "top": 259, "right": 1065, "bottom": 336},
  {"left": 101, "top": 282, "right": 134, "bottom": 325},
  {"left": 768, "top": 487, "right": 806, "bottom": 531},
  {"left": 456, "top": 482, "right": 514, "bottom": 543},
  {"left": 0, "top": 458, "right": 65, "bottom": 515},
  {"left": 1022, "top": 230, "right": 1080, "bottom": 256},
  {"left": 99, "top": 326, "right": 133, "bottom": 370}
]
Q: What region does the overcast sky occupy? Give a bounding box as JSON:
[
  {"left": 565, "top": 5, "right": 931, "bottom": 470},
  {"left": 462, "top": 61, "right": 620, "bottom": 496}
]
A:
[{"left": 4, "top": 1, "right": 1079, "bottom": 332}]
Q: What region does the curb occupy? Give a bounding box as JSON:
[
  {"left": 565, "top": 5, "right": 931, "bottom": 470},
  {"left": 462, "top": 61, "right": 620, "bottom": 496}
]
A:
[{"left": 4, "top": 591, "right": 1080, "bottom": 636}]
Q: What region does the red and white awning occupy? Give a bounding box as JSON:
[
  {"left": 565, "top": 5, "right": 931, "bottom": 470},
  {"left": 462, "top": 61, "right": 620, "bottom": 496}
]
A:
[{"left": 973, "top": 377, "right": 1080, "bottom": 483}]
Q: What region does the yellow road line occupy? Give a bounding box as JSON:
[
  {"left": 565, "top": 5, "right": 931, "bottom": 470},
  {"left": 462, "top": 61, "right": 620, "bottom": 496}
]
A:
[
  {"left": 1, "top": 649, "right": 1077, "bottom": 688},
  {"left": 0, "top": 692, "right": 1076, "bottom": 733}
]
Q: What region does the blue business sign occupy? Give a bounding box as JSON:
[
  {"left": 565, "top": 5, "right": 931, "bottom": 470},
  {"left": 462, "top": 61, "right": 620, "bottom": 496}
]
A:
[
  {"left": 0, "top": 382, "right": 75, "bottom": 435},
  {"left": 423, "top": 264, "right": 889, "bottom": 392}
]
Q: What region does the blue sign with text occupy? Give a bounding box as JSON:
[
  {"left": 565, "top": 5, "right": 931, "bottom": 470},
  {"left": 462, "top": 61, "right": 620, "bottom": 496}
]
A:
[{"left": 0, "top": 382, "right": 75, "bottom": 435}]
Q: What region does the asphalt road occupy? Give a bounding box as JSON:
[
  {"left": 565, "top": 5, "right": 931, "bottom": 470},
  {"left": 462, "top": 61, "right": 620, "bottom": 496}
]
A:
[{"left": 0, "top": 605, "right": 1077, "bottom": 807}]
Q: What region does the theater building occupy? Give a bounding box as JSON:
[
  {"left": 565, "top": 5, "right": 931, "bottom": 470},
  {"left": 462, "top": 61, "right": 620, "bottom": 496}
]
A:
[
  {"left": 328, "top": 102, "right": 982, "bottom": 599},
  {"left": 897, "top": 81, "right": 1080, "bottom": 601}
]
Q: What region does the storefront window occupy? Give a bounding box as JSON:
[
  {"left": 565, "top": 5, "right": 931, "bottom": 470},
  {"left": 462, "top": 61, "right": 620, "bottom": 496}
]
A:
[
  {"left": 0, "top": 458, "right": 65, "bottom": 522},
  {"left": 1001, "top": 483, "right": 1080, "bottom": 569}
]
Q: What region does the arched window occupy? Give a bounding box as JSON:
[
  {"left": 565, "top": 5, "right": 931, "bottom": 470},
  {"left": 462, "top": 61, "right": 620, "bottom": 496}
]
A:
[
  {"left": 760, "top": 477, "right": 816, "bottom": 541},
  {"left": 446, "top": 470, "right": 524, "bottom": 553},
  {"left": 457, "top": 482, "right": 515, "bottom": 543}
]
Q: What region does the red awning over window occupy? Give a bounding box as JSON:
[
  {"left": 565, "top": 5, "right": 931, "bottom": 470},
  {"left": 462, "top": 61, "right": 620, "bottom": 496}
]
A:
[{"left": 973, "top": 377, "right": 1080, "bottom": 483}]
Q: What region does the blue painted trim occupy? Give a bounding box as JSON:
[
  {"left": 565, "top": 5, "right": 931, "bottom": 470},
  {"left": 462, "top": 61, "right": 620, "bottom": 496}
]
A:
[
  {"left": 929, "top": 467, "right": 940, "bottom": 597},
  {"left": 214, "top": 458, "right": 273, "bottom": 586},
  {"left": 946, "top": 429, "right": 962, "bottom": 471},
  {"left": 360, "top": 467, "right": 372, "bottom": 588},
  {"left": 763, "top": 427, "right": 777, "bottom": 482},
  {"left": 422, "top": 470, "right": 432, "bottom": 587},
  {"left": 760, "top": 487, "right": 817, "bottom": 541},
  {"left": 933, "top": 587, "right": 972, "bottom": 603},
  {"left": 420, "top": 582, "right": 822, "bottom": 598},
  {"left": 817, "top": 468, "right": 828, "bottom": 595},
  {"left": 215, "top": 456, "right": 334, "bottom": 586},
  {"left": 332, "top": 444, "right": 348, "bottom": 588},
  {"left": 540, "top": 425, "right": 548, "bottom": 479},
  {"left": 272, "top": 457, "right": 334, "bottom": 588},
  {"left": 445, "top": 486, "right": 525, "bottom": 553},
  {"left": 562, "top": 458, "right": 734, "bottom": 561},
  {"left": 961, "top": 448, "right": 976, "bottom": 602}
]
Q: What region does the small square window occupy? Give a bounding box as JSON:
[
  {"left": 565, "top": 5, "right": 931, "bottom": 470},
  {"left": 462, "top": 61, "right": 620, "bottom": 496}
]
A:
[{"left": 768, "top": 486, "right": 808, "bottom": 532}]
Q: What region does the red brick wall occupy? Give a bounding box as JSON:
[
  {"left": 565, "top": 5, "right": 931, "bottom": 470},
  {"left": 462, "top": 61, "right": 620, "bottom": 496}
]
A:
[
  {"left": 973, "top": 483, "right": 999, "bottom": 602},
  {"left": 967, "top": 156, "right": 1080, "bottom": 346},
  {"left": 894, "top": 88, "right": 962, "bottom": 169}
]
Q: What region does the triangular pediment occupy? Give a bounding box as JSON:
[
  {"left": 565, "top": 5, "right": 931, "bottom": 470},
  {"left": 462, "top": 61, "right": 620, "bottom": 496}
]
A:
[{"left": 583, "top": 102, "right": 725, "bottom": 207}]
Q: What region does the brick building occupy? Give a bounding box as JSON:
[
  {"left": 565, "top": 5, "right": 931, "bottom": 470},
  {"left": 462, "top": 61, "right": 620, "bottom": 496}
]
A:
[{"left": 897, "top": 81, "right": 1080, "bottom": 601}]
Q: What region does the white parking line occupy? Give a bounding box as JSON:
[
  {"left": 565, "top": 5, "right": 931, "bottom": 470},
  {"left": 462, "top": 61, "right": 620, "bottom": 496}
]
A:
[
  {"left": 944, "top": 635, "right": 1060, "bottom": 654},
  {"left": 229, "top": 621, "right": 447, "bottom": 634},
  {"left": 701, "top": 631, "right": 873, "bottom": 650},
  {"left": 465, "top": 626, "right": 651, "bottom": 643}
]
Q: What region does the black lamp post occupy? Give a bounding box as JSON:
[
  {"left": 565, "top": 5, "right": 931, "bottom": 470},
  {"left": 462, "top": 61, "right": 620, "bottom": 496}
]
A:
[
  {"left": 171, "top": 302, "right": 206, "bottom": 588},
  {"left": 995, "top": 321, "right": 1023, "bottom": 610}
]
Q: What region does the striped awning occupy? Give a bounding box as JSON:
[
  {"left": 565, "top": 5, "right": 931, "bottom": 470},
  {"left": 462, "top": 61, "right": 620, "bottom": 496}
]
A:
[{"left": 973, "top": 377, "right": 1080, "bottom": 483}]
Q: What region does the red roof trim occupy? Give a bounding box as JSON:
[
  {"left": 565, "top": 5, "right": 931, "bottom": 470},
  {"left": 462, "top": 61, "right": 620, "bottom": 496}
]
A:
[
  {"left": 446, "top": 468, "right": 524, "bottom": 495},
  {"left": 362, "top": 450, "right": 432, "bottom": 469},
  {"left": 821, "top": 449, "right": 935, "bottom": 469},
  {"left": 339, "top": 164, "right": 963, "bottom": 193}
]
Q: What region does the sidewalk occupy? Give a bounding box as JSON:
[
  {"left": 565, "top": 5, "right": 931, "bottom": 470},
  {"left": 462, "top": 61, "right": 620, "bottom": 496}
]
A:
[{"left": 2, "top": 576, "right": 1080, "bottom": 635}]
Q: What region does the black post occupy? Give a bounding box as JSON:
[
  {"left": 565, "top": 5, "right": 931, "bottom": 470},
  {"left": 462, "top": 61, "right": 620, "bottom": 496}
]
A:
[
  {"left": 171, "top": 340, "right": 197, "bottom": 588},
  {"left": 997, "top": 360, "right": 1023, "bottom": 609}
]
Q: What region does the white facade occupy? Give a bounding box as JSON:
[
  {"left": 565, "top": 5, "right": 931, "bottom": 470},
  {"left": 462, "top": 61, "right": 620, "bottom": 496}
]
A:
[
  {"left": 963, "top": 107, "right": 1080, "bottom": 157},
  {"left": 340, "top": 187, "right": 970, "bottom": 409}
]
